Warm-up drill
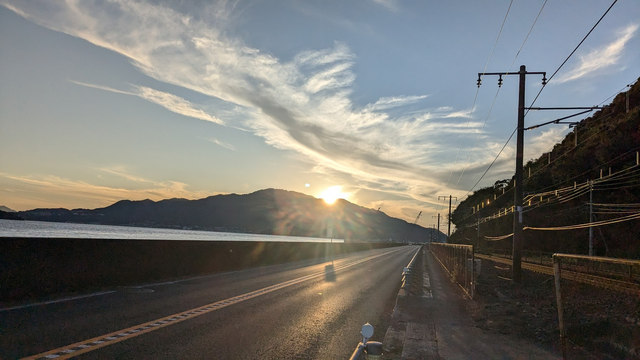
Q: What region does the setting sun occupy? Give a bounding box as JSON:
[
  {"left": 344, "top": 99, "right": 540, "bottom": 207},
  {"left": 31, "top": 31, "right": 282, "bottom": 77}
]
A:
[{"left": 319, "top": 186, "right": 349, "bottom": 205}]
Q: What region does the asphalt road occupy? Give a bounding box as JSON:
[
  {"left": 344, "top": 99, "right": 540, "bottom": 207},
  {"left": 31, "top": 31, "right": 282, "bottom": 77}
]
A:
[{"left": 1, "top": 245, "right": 419, "bottom": 359}]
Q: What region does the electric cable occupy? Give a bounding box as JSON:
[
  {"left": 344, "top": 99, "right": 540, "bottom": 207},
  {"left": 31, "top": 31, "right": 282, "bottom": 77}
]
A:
[
  {"left": 455, "top": 0, "right": 547, "bottom": 189},
  {"left": 439, "top": 0, "right": 514, "bottom": 213},
  {"left": 525, "top": 0, "right": 618, "bottom": 115}
]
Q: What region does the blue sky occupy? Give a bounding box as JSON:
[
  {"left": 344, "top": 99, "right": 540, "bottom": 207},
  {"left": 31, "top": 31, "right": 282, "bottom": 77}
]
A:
[{"left": 0, "top": 0, "right": 638, "bottom": 226}]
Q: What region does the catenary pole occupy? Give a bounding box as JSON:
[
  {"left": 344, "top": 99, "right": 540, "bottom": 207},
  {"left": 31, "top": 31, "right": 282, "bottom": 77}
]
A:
[
  {"left": 438, "top": 195, "right": 457, "bottom": 241},
  {"left": 477, "top": 65, "right": 546, "bottom": 282}
]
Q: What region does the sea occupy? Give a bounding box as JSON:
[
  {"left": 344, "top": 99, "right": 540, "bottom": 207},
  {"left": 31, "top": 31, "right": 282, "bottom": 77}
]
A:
[{"left": 0, "top": 219, "right": 343, "bottom": 243}]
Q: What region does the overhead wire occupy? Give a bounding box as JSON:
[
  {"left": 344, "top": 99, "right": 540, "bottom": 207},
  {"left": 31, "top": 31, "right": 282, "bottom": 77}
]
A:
[
  {"left": 463, "top": 127, "right": 517, "bottom": 198},
  {"left": 449, "top": 0, "right": 625, "bottom": 231},
  {"left": 455, "top": 0, "right": 548, "bottom": 188},
  {"left": 467, "top": 159, "right": 640, "bottom": 225},
  {"left": 524, "top": 0, "right": 618, "bottom": 115},
  {"left": 437, "top": 0, "right": 514, "bottom": 216},
  {"left": 483, "top": 211, "right": 640, "bottom": 240}
]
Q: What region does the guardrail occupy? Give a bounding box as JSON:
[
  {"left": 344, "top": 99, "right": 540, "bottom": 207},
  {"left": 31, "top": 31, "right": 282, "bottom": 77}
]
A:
[
  {"left": 391, "top": 245, "right": 423, "bottom": 319},
  {"left": 430, "top": 243, "right": 476, "bottom": 299},
  {"left": 552, "top": 254, "right": 640, "bottom": 359},
  {"left": 401, "top": 246, "right": 422, "bottom": 292}
]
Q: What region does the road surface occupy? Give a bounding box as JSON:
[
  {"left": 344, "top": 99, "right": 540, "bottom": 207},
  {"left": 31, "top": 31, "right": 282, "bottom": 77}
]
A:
[{"left": 1, "top": 245, "right": 418, "bottom": 359}]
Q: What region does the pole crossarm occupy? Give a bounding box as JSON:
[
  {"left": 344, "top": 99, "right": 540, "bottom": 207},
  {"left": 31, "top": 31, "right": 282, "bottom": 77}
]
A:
[
  {"left": 477, "top": 71, "right": 546, "bottom": 87},
  {"left": 525, "top": 109, "right": 594, "bottom": 130},
  {"left": 526, "top": 106, "right": 603, "bottom": 110}
]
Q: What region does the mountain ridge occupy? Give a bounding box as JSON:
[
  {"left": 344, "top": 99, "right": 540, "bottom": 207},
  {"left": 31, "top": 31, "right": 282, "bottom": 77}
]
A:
[{"left": 15, "top": 188, "right": 445, "bottom": 242}]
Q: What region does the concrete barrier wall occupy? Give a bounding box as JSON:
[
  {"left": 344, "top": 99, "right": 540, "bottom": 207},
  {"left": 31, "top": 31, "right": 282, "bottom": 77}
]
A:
[{"left": 0, "top": 238, "right": 400, "bottom": 302}]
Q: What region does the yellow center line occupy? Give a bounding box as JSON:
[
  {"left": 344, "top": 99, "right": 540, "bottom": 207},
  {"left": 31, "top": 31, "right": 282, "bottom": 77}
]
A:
[{"left": 23, "top": 248, "right": 404, "bottom": 359}]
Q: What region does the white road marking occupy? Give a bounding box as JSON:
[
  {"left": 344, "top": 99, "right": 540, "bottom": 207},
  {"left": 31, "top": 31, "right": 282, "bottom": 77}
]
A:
[
  {"left": 23, "top": 247, "right": 408, "bottom": 360},
  {"left": 0, "top": 291, "right": 117, "bottom": 312}
]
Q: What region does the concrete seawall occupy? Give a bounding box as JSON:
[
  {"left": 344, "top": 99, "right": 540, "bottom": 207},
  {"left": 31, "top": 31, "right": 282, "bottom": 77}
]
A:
[{"left": 0, "top": 237, "right": 400, "bottom": 302}]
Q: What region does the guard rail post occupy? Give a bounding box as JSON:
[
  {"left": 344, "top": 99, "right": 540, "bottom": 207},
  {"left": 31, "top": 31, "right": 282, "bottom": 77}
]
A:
[
  {"left": 392, "top": 245, "right": 423, "bottom": 319},
  {"left": 552, "top": 254, "right": 567, "bottom": 359},
  {"left": 349, "top": 323, "right": 383, "bottom": 360}
]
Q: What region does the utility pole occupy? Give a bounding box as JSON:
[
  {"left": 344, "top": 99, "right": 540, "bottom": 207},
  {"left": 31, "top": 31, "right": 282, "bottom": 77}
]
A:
[
  {"left": 438, "top": 195, "right": 457, "bottom": 241},
  {"left": 432, "top": 214, "right": 440, "bottom": 243},
  {"left": 589, "top": 180, "right": 593, "bottom": 256},
  {"left": 478, "top": 65, "right": 546, "bottom": 283},
  {"left": 429, "top": 223, "right": 436, "bottom": 248}
]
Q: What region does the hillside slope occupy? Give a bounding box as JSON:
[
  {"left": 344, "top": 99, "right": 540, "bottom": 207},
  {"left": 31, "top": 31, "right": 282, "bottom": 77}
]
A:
[{"left": 451, "top": 78, "right": 640, "bottom": 258}]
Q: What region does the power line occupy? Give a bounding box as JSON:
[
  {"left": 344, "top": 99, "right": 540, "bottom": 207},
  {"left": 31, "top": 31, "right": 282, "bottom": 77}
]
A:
[
  {"left": 483, "top": 211, "right": 640, "bottom": 240},
  {"left": 460, "top": 0, "right": 621, "bottom": 211},
  {"left": 463, "top": 127, "right": 517, "bottom": 198},
  {"left": 455, "top": 0, "right": 547, "bottom": 189},
  {"left": 525, "top": 0, "right": 618, "bottom": 114},
  {"left": 440, "top": 0, "right": 514, "bottom": 207}
]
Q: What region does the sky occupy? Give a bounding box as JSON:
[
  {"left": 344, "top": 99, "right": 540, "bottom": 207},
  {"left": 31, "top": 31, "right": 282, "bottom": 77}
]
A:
[{"left": 0, "top": 0, "right": 639, "bottom": 229}]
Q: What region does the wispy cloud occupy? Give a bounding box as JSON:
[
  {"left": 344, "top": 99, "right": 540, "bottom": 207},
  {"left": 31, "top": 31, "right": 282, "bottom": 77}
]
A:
[
  {"left": 372, "top": 0, "right": 399, "bottom": 12},
  {"left": 365, "top": 95, "right": 428, "bottom": 112},
  {"left": 70, "top": 80, "right": 223, "bottom": 124},
  {"left": 134, "top": 86, "right": 224, "bottom": 124},
  {"left": 3, "top": 1, "right": 546, "bottom": 220},
  {"left": 556, "top": 24, "right": 638, "bottom": 83},
  {"left": 0, "top": 171, "right": 212, "bottom": 210},
  {"left": 69, "top": 80, "right": 135, "bottom": 96},
  {"left": 201, "top": 137, "right": 236, "bottom": 151}
]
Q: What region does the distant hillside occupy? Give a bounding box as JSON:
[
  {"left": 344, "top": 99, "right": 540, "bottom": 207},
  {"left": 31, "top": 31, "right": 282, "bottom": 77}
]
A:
[
  {"left": 0, "top": 206, "right": 16, "bottom": 213},
  {"left": 16, "top": 188, "right": 444, "bottom": 242},
  {"left": 451, "top": 78, "right": 640, "bottom": 258}
]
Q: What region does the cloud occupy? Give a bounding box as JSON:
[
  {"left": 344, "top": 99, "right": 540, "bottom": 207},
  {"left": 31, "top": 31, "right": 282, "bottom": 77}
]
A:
[
  {"left": 556, "top": 24, "right": 638, "bottom": 83},
  {"left": 372, "top": 0, "right": 399, "bottom": 12},
  {"left": 201, "top": 137, "right": 236, "bottom": 151},
  {"left": 134, "top": 86, "right": 224, "bottom": 124},
  {"left": 69, "top": 80, "right": 135, "bottom": 96},
  {"left": 365, "top": 95, "right": 428, "bottom": 112},
  {"left": 70, "top": 80, "right": 223, "bottom": 124},
  {"left": 4, "top": 1, "right": 537, "bottom": 220},
  {"left": 0, "top": 171, "right": 212, "bottom": 210}
]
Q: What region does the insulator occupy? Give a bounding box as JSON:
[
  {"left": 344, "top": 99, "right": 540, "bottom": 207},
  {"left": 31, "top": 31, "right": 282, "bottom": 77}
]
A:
[{"left": 541, "top": 76, "right": 547, "bottom": 85}]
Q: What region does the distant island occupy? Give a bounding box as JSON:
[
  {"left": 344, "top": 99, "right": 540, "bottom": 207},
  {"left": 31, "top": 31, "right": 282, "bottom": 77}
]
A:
[{"left": 9, "top": 189, "right": 445, "bottom": 243}]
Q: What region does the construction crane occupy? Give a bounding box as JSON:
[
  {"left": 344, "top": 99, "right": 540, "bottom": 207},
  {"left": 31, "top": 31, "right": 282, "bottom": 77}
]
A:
[
  {"left": 405, "top": 211, "right": 422, "bottom": 243},
  {"left": 413, "top": 211, "right": 422, "bottom": 225}
]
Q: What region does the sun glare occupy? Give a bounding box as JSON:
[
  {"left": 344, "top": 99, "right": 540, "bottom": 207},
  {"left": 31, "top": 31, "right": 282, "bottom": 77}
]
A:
[{"left": 319, "top": 186, "right": 349, "bottom": 205}]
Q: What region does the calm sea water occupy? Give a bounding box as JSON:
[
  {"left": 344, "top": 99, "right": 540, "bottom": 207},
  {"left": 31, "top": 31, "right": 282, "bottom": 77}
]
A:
[{"left": 0, "top": 220, "right": 343, "bottom": 243}]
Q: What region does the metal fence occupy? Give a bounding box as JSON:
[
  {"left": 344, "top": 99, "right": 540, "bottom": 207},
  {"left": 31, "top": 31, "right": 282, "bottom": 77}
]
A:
[
  {"left": 552, "top": 254, "right": 640, "bottom": 359},
  {"left": 430, "top": 243, "right": 476, "bottom": 299}
]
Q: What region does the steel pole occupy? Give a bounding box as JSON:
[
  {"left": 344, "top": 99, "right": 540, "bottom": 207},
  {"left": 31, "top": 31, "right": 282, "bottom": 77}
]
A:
[
  {"left": 589, "top": 180, "right": 593, "bottom": 256},
  {"left": 512, "top": 65, "right": 526, "bottom": 283},
  {"left": 447, "top": 195, "right": 452, "bottom": 239}
]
